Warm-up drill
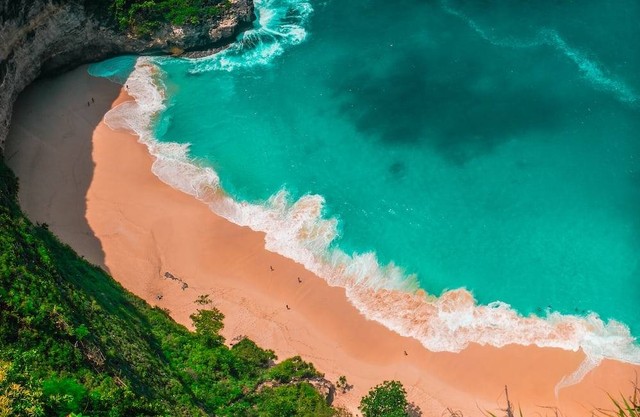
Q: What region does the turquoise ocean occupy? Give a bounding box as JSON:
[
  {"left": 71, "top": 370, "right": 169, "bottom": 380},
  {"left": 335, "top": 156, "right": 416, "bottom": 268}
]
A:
[{"left": 90, "top": 0, "right": 640, "bottom": 378}]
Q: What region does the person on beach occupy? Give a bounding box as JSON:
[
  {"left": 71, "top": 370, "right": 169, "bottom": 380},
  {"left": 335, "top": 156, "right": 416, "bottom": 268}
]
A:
[
  {"left": 286, "top": 304, "right": 290, "bottom": 310},
  {"left": 270, "top": 265, "right": 274, "bottom": 271},
  {"left": 297, "top": 277, "right": 302, "bottom": 283},
  {"left": 91, "top": 97, "right": 95, "bottom": 103}
]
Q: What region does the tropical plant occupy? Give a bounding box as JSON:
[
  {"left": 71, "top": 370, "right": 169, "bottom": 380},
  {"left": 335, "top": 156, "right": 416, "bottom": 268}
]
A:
[{"left": 359, "top": 380, "right": 409, "bottom": 417}]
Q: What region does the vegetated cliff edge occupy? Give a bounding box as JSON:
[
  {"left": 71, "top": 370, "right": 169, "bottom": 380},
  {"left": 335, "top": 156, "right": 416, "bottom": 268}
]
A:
[{"left": 0, "top": 0, "right": 254, "bottom": 149}]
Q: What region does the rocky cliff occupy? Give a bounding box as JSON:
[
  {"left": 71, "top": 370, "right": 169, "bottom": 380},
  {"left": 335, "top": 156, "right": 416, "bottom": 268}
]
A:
[{"left": 0, "top": 0, "right": 254, "bottom": 149}]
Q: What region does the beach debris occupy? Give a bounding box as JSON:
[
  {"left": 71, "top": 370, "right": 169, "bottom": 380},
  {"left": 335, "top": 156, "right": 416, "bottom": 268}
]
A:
[
  {"left": 163, "top": 271, "right": 190, "bottom": 291},
  {"left": 444, "top": 408, "right": 464, "bottom": 417},
  {"left": 156, "top": 294, "right": 163, "bottom": 300},
  {"left": 336, "top": 375, "right": 352, "bottom": 394},
  {"left": 499, "top": 385, "right": 515, "bottom": 417},
  {"left": 195, "top": 294, "right": 212, "bottom": 306}
]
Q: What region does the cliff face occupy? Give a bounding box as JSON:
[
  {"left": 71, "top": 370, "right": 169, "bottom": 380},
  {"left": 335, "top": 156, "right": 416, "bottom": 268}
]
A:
[{"left": 0, "top": 0, "right": 254, "bottom": 149}]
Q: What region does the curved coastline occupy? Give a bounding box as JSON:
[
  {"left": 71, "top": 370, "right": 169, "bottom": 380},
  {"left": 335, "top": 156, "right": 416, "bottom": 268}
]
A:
[
  {"left": 0, "top": 0, "right": 254, "bottom": 148},
  {"left": 3, "top": 0, "right": 640, "bottom": 415},
  {"left": 6, "top": 62, "right": 640, "bottom": 416},
  {"left": 110, "top": 57, "right": 640, "bottom": 369}
]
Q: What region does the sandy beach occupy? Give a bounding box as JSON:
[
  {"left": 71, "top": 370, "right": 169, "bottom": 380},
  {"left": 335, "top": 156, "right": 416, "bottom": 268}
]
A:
[{"left": 5, "top": 66, "right": 640, "bottom": 416}]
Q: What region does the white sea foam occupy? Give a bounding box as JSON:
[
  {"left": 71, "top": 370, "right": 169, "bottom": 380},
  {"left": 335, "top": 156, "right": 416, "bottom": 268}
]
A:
[
  {"left": 105, "top": 0, "right": 640, "bottom": 390},
  {"left": 186, "top": 0, "right": 313, "bottom": 73},
  {"left": 105, "top": 58, "right": 640, "bottom": 395},
  {"left": 440, "top": 0, "right": 639, "bottom": 105}
]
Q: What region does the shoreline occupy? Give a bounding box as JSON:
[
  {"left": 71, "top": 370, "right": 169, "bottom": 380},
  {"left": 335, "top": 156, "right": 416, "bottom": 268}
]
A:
[{"left": 5, "top": 66, "right": 640, "bottom": 415}]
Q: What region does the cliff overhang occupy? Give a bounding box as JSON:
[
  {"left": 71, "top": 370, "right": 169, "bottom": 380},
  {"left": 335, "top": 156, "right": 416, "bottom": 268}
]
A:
[{"left": 0, "top": 0, "right": 255, "bottom": 149}]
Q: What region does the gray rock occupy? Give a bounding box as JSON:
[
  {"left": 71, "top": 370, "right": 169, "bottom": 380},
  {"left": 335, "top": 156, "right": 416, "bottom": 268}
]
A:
[{"left": 0, "top": 0, "right": 255, "bottom": 149}]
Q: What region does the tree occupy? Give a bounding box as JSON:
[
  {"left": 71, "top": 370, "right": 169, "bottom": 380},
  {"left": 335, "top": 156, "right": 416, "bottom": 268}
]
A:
[
  {"left": 359, "top": 380, "right": 409, "bottom": 417},
  {"left": 231, "top": 338, "right": 276, "bottom": 378},
  {"left": 190, "top": 308, "right": 226, "bottom": 346}
]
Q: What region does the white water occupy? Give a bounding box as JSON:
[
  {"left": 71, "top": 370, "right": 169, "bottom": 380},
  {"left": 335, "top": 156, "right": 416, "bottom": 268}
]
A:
[{"left": 103, "top": 57, "right": 640, "bottom": 394}]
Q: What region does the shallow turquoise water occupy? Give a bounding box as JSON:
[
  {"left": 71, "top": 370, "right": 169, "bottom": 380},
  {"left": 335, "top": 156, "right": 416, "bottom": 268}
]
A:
[{"left": 91, "top": 0, "right": 640, "bottom": 338}]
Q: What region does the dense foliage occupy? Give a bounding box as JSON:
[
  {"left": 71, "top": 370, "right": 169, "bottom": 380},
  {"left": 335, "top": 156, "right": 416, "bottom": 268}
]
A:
[
  {"left": 0, "top": 158, "right": 336, "bottom": 416},
  {"left": 110, "top": 0, "right": 232, "bottom": 34},
  {"left": 359, "top": 380, "right": 409, "bottom": 417}
]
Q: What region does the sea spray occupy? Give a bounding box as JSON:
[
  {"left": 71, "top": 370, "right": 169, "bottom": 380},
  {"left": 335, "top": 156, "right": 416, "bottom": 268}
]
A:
[
  {"left": 187, "top": 0, "right": 313, "bottom": 73},
  {"left": 101, "top": 58, "right": 640, "bottom": 392}
]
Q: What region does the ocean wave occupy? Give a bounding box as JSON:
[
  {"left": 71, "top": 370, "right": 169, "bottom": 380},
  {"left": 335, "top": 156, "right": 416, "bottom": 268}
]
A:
[
  {"left": 103, "top": 58, "right": 640, "bottom": 394},
  {"left": 439, "top": 0, "right": 639, "bottom": 105},
  {"left": 186, "top": 0, "right": 313, "bottom": 73}
]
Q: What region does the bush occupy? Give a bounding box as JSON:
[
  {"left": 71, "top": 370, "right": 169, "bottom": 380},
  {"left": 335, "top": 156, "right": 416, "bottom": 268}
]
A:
[
  {"left": 42, "top": 377, "right": 87, "bottom": 416},
  {"left": 254, "top": 382, "right": 334, "bottom": 417},
  {"left": 111, "top": 0, "right": 230, "bottom": 34},
  {"left": 232, "top": 338, "right": 277, "bottom": 378},
  {"left": 266, "top": 357, "right": 322, "bottom": 383},
  {"left": 190, "top": 308, "right": 226, "bottom": 346},
  {"left": 359, "top": 380, "right": 409, "bottom": 417}
]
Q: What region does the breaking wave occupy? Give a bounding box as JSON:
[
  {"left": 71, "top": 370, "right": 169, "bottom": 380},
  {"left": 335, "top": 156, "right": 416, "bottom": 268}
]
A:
[
  {"left": 186, "top": 0, "right": 313, "bottom": 73},
  {"left": 102, "top": 58, "right": 640, "bottom": 394}
]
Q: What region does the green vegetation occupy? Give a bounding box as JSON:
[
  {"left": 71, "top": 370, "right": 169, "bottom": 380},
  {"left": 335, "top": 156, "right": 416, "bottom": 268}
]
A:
[
  {"left": 0, "top": 157, "right": 336, "bottom": 416},
  {"left": 596, "top": 381, "right": 640, "bottom": 417},
  {"left": 2, "top": 145, "right": 634, "bottom": 417},
  {"left": 359, "top": 380, "right": 410, "bottom": 417},
  {"left": 111, "top": 0, "right": 232, "bottom": 35}
]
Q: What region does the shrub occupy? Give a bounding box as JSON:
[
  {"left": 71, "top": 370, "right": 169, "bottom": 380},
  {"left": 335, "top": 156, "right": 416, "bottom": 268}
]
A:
[{"left": 359, "top": 380, "right": 409, "bottom": 417}]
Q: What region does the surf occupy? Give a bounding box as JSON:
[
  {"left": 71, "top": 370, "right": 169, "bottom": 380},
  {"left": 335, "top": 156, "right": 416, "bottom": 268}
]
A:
[
  {"left": 187, "top": 0, "right": 313, "bottom": 73},
  {"left": 94, "top": 57, "right": 640, "bottom": 392},
  {"left": 89, "top": 0, "right": 640, "bottom": 391}
]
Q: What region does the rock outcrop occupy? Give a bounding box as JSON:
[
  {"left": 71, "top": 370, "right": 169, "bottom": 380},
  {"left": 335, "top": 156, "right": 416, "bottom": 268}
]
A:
[{"left": 0, "top": 0, "right": 254, "bottom": 149}]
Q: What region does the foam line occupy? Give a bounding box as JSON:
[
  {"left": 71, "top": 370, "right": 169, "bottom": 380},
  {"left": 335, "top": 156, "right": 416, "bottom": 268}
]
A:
[
  {"left": 102, "top": 58, "right": 640, "bottom": 394},
  {"left": 181, "top": 0, "right": 313, "bottom": 73},
  {"left": 439, "top": 0, "right": 639, "bottom": 105}
]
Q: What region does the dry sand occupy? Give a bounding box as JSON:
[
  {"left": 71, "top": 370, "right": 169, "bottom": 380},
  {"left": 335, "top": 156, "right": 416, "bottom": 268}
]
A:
[{"left": 5, "top": 66, "right": 640, "bottom": 416}]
